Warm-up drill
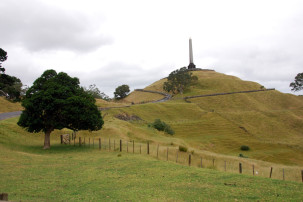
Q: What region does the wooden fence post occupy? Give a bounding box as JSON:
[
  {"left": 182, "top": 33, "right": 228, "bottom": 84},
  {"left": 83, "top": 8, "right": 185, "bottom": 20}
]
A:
[
  {"left": 147, "top": 141, "right": 149, "bottom": 155},
  {"left": 283, "top": 168, "right": 285, "bottom": 180},
  {"left": 79, "top": 137, "right": 81, "bottom": 147},
  {"left": 176, "top": 150, "right": 178, "bottom": 163},
  {"left": 60, "top": 135, "right": 63, "bottom": 144},
  {"left": 189, "top": 154, "right": 191, "bottom": 166},
  {"left": 301, "top": 170, "right": 303, "bottom": 182},
  {"left": 99, "top": 138, "right": 101, "bottom": 150},
  {"left": 239, "top": 163, "right": 242, "bottom": 174},
  {"left": 157, "top": 144, "right": 159, "bottom": 158},
  {"left": 270, "top": 167, "right": 273, "bottom": 178},
  {"left": 0, "top": 193, "right": 8, "bottom": 201},
  {"left": 120, "top": 140, "right": 122, "bottom": 152},
  {"left": 109, "top": 139, "right": 111, "bottom": 151},
  {"left": 133, "top": 140, "right": 134, "bottom": 153},
  {"left": 167, "top": 147, "right": 169, "bottom": 161},
  {"left": 253, "top": 165, "right": 255, "bottom": 176},
  {"left": 212, "top": 159, "right": 215, "bottom": 167}
]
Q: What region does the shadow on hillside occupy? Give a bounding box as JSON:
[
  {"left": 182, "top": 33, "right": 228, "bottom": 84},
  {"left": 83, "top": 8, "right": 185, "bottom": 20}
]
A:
[{"left": 21, "top": 144, "right": 95, "bottom": 155}]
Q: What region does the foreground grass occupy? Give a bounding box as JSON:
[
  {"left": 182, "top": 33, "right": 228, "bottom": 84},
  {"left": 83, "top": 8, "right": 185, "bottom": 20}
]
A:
[
  {"left": 1, "top": 145, "right": 303, "bottom": 201},
  {"left": 1, "top": 119, "right": 303, "bottom": 201}
]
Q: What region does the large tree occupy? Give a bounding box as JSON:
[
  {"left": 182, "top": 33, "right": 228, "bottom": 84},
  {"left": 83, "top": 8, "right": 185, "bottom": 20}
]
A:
[
  {"left": 18, "top": 69, "right": 104, "bottom": 149},
  {"left": 163, "top": 67, "right": 198, "bottom": 94},
  {"left": 290, "top": 72, "right": 303, "bottom": 92},
  {"left": 114, "top": 84, "right": 130, "bottom": 99}
]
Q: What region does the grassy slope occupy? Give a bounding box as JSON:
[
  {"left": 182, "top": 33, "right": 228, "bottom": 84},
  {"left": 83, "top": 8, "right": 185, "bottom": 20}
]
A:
[
  {"left": 1, "top": 118, "right": 303, "bottom": 201},
  {"left": 0, "top": 97, "right": 23, "bottom": 113},
  {"left": 103, "top": 71, "right": 303, "bottom": 166}
]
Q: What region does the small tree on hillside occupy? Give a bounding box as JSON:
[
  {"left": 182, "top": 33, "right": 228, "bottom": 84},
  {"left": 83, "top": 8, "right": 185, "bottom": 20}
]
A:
[
  {"left": 290, "top": 72, "right": 303, "bottom": 92},
  {"left": 114, "top": 84, "right": 130, "bottom": 99},
  {"left": 163, "top": 67, "right": 198, "bottom": 94},
  {"left": 18, "top": 69, "right": 104, "bottom": 149}
]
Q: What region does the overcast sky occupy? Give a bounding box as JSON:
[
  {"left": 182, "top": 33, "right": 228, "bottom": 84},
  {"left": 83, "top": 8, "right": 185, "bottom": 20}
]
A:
[{"left": 1, "top": 0, "right": 302, "bottom": 97}]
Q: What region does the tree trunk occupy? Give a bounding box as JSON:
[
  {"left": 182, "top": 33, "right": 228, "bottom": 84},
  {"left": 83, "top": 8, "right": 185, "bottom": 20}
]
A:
[{"left": 43, "top": 130, "right": 51, "bottom": 149}]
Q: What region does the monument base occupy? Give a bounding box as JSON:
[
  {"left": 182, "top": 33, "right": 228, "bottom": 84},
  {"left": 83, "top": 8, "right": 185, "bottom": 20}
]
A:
[{"left": 188, "top": 63, "right": 196, "bottom": 69}]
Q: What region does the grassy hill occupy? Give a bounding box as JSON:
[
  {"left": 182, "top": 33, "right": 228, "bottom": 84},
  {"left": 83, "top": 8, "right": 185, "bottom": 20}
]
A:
[
  {"left": 0, "top": 97, "right": 23, "bottom": 113},
  {"left": 0, "top": 118, "right": 303, "bottom": 201},
  {"left": 97, "top": 70, "right": 303, "bottom": 167}
]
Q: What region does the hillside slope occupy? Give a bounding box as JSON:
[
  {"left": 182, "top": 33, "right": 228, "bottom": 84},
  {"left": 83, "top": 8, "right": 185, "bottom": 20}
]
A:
[{"left": 103, "top": 70, "right": 303, "bottom": 166}]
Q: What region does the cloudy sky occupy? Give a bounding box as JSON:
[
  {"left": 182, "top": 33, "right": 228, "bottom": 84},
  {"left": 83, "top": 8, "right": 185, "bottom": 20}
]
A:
[{"left": 1, "top": 0, "right": 302, "bottom": 97}]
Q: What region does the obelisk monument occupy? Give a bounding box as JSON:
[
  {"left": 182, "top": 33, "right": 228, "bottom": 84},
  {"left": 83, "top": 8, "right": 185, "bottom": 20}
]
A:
[{"left": 188, "top": 38, "right": 196, "bottom": 69}]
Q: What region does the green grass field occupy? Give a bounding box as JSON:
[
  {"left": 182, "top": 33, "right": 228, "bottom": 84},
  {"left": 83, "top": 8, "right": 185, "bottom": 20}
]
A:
[
  {"left": 1, "top": 118, "right": 303, "bottom": 201},
  {"left": 1, "top": 70, "right": 303, "bottom": 201}
]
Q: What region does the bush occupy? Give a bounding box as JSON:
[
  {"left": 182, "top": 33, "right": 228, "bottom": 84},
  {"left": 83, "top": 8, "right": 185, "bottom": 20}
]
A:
[
  {"left": 152, "top": 119, "right": 175, "bottom": 135},
  {"left": 240, "top": 145, "right": 250, "bottom": 151},
  {"left": 179, "top": 145, "right": 188, "bottom": 152}
]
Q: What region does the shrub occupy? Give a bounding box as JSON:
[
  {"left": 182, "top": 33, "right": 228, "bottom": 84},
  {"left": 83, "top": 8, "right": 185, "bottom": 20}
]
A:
[
  {"left": 240, "top": 145, "right": 250, "bottom": 151},
  {"left": 152, "top": 119, "right": 175, "bottom": 135},
  {"left": 179, "top": 145, "right": 188, "bottom": 152}
]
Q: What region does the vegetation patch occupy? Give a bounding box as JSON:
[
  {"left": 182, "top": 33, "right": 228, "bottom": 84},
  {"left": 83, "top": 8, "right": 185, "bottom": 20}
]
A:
[
  {"left": 151, "top": 119, "right": 175, "bottom": 135},
  {"left": 240, "top": 145, "right": 250, "bottom": 151},
  {"left": 115, "top": 113, "right": 142, "bottom": 121},
  {"left": 179, "top": 145, "right": 188, "bottom": 152}
]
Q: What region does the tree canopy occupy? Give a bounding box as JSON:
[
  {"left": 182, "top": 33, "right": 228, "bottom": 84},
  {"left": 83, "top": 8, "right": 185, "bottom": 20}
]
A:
[
  {"left": 18, "top": 69, "right": 104, "bottom": 149},
  {"left": 0, "top": 48, "right": 7, "bottom": 73},
  {"left": 114, "top": 84, "right": 130, "bottom": 99},
  {"left": 290, "top": 72, "right": 303, "bottom": 92},
  {"left": 0, "top": 48, "right": 23, "bottom": 100},
  {"left": 163, "top": 67, "right": 198, "bottom": 94}
]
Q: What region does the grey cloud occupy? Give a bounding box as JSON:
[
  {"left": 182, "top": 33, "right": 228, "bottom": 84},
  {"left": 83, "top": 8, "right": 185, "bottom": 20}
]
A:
[
  {"left": 0, "top": 0, "right": 112, "bottom": 52},
  {"left": 74, "top": 62, "right": 168, "bottom": 97}
]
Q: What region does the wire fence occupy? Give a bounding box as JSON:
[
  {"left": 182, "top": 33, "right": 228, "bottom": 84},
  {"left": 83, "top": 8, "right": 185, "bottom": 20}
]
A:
[{"left": 60, "top": 135, "right": 303, "bottom": 183}]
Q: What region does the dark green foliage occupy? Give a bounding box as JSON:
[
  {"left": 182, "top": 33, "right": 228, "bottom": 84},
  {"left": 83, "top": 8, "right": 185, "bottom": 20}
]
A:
[
  {"left": 240, "top": 145, "right": 250, "bottom": 151},
  {"left": 290, "top": 72, "right": 303, "bottom": 92},
  {"left": 114, "top": 84, "right": 130, "bottom": 99},
  {"left": 0, "top": 48, "right": 7, "bottom": 73},
  {"left": 0, "top": 74, "right": 22, "bottom": 101},
  {"left": 85, "top": 84, "right": 110, "bottom": 100},
  {"left": 0, "top": 48, "right": 22, "bottom": 101},
  {"left": 152, "top": 119, "right": 175, "bottom": 135},
  {"left": 239, "top": 153, "right": 248, "bottom": 158},
  {"left": 163, "top": 67, "right": 198, "bottom": 94},
  {"left": 179, "top": 145, "right": 188, "bottom": 152},
  {"left": 18, "top": 69, "right": 104, "bottom": 149}
]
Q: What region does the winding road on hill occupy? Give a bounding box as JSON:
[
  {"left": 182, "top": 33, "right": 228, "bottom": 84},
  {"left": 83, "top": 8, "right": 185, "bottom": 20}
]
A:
[
  {"left": 0, "top": 88, "right": 276, "bottom": 117},
  {"left": 99, "top": 88, "right": 275, "bottom": 111}
]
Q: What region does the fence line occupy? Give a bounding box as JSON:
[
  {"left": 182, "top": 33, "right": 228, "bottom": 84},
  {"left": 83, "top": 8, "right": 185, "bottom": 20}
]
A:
[{"left": 61, "top": 135, "right": 303, "bottom": 183}]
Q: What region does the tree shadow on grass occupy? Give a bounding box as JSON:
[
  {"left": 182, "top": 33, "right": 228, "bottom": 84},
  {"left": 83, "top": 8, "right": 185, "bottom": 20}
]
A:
[{"left": 20, "top": 143, "right": 96, "bottom": 155}]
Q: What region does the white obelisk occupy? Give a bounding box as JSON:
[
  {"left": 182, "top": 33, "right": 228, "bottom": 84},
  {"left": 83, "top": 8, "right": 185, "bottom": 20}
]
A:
[{"left": 188, "top": 38, "right": 196, "bottom": 69}]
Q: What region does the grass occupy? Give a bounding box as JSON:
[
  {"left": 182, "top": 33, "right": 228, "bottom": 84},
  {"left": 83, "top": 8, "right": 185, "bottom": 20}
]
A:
[
  {"left": 0, "top": 97, "right": 23, "bottom": 113},
  {"left": 1, "top": 118, "right": 303, "bottom": 201}
]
